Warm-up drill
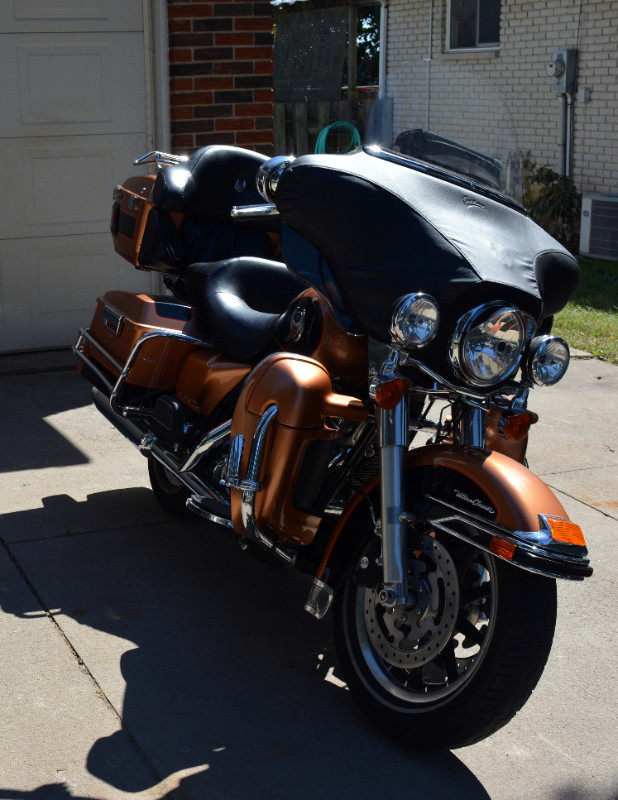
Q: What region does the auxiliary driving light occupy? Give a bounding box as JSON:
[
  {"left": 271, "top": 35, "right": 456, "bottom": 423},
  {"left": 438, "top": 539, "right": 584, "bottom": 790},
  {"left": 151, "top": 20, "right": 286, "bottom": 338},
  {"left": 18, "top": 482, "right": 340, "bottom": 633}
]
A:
[{"left": 524, "top": 335, "right": 570, "bottom": 386}]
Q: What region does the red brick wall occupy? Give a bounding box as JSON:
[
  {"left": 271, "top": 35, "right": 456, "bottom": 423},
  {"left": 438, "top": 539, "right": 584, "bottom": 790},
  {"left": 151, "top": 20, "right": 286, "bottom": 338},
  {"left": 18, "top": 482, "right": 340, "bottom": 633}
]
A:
[{"left": 167, "top": 1, "right": 275, "bottom": 155}]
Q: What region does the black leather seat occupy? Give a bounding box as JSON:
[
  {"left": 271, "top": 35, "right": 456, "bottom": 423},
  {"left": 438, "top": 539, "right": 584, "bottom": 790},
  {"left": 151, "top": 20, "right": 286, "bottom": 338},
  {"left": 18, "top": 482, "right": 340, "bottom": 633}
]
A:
[{"left": 184, "top": 257, "right": 306, "bottom": 361}]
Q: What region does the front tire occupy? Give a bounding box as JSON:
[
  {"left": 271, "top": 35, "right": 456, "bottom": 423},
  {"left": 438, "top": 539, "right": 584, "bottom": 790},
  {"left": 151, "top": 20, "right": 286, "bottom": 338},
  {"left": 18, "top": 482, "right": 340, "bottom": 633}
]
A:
[{"left": 333, "top": 532, "right": 557, "bottom": 749}]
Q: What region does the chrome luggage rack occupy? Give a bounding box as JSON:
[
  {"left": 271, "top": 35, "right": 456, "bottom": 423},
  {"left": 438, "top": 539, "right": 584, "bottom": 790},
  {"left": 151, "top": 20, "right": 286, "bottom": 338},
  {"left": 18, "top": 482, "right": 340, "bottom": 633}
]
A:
[{"left": 73, "top": 327, "right": 210, "bottom": 419}]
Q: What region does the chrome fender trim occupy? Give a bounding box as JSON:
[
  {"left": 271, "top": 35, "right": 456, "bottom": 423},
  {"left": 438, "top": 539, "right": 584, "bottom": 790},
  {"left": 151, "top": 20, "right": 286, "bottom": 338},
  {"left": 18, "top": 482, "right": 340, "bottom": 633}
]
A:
[
  {"left": 425, "top": 495, "right": 592, "bottom": 580},
  {"left": 316, "top": 445, "right": 592, "bottom": 587}
]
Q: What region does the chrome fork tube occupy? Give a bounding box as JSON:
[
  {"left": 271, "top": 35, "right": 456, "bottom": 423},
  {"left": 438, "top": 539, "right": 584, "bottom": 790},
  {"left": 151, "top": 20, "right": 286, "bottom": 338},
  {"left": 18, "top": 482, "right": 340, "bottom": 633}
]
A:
[
  {"left": 458, "top": 405, "right": 487, "bottom": 447},
  {"left": 376, "top": 395, "right": 409, "bottom": 606}
]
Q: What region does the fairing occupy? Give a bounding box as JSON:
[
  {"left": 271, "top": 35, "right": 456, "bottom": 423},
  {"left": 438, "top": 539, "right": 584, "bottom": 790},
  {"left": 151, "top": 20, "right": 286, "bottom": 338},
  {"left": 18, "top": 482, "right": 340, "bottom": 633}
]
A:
[{"left": 275, "top": 149, "right": 579, "bottom": 342}]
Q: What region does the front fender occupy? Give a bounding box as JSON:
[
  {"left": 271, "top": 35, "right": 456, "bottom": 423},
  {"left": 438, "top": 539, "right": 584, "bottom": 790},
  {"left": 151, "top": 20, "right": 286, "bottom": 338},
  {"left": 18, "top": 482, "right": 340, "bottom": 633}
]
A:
[{"left": 318, "top": 445, "right": 592, "bottom": 586}]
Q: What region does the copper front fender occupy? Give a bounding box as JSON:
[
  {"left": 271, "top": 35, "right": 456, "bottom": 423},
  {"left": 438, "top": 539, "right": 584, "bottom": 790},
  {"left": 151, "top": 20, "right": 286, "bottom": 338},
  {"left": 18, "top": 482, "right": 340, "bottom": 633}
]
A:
[
  {"left": 318, "top": 445, "right": 592, "bottom": 584},
  {"left": 404, "top": 445, "right": 566, "bottom": 532}
]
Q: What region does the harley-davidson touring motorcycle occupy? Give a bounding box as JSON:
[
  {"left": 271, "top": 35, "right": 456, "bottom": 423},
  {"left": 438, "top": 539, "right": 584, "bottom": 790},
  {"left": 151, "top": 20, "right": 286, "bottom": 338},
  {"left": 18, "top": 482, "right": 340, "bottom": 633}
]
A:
[{"left": 73, "top": 76, "right": 592, "bottom": 749}]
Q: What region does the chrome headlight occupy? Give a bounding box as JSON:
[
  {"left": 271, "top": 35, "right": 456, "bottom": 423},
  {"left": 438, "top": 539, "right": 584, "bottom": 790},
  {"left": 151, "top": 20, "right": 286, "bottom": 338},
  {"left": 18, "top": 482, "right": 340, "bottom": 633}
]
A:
[
  {"left": 449, "top": 304, "right": 533, "bottom": 386},
  {"left": 523, "top": 335, "right": 570, "bottom": 385},
  {"left": 390, "top": 293, "right": 440, "bottom": 348}
]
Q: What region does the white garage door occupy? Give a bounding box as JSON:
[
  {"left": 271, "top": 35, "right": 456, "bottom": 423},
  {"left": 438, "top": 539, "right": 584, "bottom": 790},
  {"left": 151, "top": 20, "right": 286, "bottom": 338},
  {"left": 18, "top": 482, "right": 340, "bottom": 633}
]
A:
[{"left": 0, "top": 0, "right": 154, "bottom": 353}]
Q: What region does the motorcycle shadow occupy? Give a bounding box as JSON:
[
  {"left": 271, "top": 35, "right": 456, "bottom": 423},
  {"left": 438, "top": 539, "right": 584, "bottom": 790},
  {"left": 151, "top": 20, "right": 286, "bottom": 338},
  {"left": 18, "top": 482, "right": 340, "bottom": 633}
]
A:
[{"left": 2, "top": 488, "right": 492, "bottom": 800}]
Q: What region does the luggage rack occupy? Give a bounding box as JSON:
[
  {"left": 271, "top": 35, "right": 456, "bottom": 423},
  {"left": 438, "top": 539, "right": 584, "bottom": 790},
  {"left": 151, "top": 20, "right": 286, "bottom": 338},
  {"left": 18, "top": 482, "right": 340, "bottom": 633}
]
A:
[{"left": 73, "top": 328, "right": 211, "bottom": 419}]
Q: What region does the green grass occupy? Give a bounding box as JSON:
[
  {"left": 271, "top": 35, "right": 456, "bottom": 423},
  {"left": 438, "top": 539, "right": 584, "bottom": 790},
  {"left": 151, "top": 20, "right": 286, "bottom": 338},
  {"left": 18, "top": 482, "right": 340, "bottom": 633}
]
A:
[{"left": 552, "top": 257, "right": 618, "bottom": 364}]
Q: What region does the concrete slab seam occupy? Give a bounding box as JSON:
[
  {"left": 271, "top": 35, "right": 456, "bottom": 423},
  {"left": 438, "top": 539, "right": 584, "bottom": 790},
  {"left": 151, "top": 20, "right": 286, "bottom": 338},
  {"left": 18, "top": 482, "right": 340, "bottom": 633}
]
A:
[{"left": 0, "top": 536, "right": 163, "bottom": 789}]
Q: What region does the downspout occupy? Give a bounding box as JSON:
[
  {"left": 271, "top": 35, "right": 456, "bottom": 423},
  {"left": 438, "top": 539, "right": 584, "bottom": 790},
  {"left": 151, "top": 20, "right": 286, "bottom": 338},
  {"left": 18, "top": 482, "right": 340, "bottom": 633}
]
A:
[
  {"left": 153, "top": 0, "right": 171, "bottom": 154},
  {"left": 378, "top": 0, "right": 388, "bottom": 99},
  {"left": 151, "top": 0, "right": 171, "bottom": 294},
  {"left": 426, "top": 0, "right": 434, "bottom": 129}
]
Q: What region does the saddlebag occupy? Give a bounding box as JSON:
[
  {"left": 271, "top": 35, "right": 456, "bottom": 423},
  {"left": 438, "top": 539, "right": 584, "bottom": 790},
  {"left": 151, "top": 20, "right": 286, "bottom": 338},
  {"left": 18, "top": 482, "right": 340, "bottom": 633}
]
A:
[
  {"left": 77, "top": 290, "right": 252, "bottom": 415},
  {"left": 77, "top": 291, "right": 201, "bottom": 390}
]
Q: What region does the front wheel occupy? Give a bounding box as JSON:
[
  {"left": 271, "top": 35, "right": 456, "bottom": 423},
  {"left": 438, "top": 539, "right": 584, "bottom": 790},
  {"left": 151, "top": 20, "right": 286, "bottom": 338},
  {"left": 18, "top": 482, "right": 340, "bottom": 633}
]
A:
[{"left": 333, "top": 531, "right": 557, "bottom": 749}]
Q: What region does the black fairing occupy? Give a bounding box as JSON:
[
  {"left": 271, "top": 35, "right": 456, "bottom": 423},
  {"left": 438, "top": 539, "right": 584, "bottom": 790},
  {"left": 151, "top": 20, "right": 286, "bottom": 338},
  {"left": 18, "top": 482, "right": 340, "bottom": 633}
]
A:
[{"left": 275, "top": 150, "right": 579, "bottom": 343}]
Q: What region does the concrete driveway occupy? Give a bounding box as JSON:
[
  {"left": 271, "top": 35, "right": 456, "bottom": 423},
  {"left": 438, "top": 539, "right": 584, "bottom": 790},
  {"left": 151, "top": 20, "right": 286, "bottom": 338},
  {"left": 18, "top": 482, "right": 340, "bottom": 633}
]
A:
[{"left": 0, "top": 349, "right": 616, "bottom": 800}]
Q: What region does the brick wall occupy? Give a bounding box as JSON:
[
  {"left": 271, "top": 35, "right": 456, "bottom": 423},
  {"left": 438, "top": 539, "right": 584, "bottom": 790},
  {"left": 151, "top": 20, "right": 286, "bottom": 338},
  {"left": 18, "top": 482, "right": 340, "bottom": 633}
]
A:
[
  {"left": 167, "top": 0, "right": 275, "bottom": 156},
  {"left": 386, "top": 0, "right": 618, "bottom": 196}
]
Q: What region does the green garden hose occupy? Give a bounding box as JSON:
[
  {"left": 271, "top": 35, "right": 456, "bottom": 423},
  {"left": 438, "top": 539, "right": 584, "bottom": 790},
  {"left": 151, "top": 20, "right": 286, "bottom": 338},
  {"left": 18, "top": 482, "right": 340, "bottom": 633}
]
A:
[{"left": 315, "top": 120, "right": 361, "bottom": 154}]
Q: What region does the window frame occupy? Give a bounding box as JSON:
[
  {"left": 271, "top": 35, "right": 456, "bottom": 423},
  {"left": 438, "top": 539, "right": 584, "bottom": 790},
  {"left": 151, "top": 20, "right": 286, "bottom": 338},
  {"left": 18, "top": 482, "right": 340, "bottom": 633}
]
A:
[{"left": 446, "top": 0, "right": 501, "bottom": 53}]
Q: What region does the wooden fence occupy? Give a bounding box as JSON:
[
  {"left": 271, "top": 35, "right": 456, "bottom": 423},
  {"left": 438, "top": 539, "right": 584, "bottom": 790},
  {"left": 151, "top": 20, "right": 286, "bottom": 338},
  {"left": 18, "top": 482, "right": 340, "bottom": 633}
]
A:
[{"left": 274, "top": 94, "right": 377, "bottom": 155}]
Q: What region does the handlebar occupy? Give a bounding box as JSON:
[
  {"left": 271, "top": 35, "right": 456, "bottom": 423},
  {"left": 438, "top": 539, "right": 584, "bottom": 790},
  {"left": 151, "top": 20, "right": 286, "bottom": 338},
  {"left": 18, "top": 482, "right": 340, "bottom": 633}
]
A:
[{"left": 230, "top": 203, "right": 279, "bottom": 219}]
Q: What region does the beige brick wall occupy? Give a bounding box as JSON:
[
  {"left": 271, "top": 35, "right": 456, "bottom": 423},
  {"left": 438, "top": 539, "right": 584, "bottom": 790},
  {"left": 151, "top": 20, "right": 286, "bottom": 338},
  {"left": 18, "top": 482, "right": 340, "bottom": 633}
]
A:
[{"left": 386, "top": 0, "right": 618, "bottom": 196}]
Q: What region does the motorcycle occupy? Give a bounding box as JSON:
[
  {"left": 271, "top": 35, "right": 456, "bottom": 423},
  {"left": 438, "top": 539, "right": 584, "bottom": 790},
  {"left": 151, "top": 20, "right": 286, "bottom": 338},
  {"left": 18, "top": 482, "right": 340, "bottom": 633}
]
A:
[{"left": 73, "top": 78, "right": 592, "bottom": 749}]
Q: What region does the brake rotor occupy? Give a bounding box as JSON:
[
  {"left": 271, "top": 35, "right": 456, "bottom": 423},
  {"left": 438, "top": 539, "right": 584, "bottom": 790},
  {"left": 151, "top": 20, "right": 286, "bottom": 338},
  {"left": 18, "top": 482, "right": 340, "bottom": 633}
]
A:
[{"left": 363, "top": 535, "right": 460, "bottom": 668}]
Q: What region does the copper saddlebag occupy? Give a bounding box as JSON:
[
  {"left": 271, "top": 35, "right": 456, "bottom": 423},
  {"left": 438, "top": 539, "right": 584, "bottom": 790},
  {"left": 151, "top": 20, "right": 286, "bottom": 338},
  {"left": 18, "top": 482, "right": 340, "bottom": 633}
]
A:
[{"left": 78, "top": 291, "right": 202, "bottom": 391}]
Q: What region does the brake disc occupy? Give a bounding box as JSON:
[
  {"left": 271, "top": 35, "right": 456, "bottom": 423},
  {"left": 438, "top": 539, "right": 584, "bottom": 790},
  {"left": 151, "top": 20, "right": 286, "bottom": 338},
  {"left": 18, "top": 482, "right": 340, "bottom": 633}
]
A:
[{"left": 363, "top": 535, "right": 460, "bottom": 668}]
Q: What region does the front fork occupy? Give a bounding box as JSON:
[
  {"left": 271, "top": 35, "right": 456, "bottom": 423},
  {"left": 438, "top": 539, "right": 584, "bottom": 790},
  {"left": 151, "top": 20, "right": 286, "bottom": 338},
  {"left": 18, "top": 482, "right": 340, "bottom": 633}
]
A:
[
  {"left": 376, "top": 387, "right": 486, "bottom": 609},
  {"left": 376, "top": 397, "right": 409, "bottom": 607}
]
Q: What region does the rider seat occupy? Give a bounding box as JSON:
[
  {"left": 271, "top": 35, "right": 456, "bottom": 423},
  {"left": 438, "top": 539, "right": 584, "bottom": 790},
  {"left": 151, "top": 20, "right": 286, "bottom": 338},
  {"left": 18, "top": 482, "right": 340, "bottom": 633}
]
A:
[{"left": 184, "top": 258, "right": 307, "bottom": 361}]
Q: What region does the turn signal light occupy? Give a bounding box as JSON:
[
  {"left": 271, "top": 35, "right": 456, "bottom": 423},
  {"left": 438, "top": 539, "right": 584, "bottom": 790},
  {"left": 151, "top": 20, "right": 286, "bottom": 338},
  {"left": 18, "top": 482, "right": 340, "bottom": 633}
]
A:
[
  {"left": 546, "top": 516, "right": 587, "bottom": 546},
  {"left": 499, "top": 411, "right": 539, "bottom": 441},
  {"left": 489, "top": 536, "right": 517, "bottom": 560},
  {"left": 374, "top": 377, "right": 411, "bottom": 410}
]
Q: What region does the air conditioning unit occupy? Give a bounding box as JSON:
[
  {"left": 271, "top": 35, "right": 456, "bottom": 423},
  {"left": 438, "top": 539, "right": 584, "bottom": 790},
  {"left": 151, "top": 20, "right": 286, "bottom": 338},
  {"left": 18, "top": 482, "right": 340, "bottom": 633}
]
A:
[{"left": 579, "top": 193, "right": 618, "bottom": 260}]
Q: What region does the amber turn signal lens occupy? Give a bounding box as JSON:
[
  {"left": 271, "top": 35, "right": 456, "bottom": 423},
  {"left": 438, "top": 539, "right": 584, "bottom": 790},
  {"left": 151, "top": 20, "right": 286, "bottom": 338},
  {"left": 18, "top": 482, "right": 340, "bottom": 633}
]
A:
[
  {"left": 374, "top": 377, "right": 411, "bottom": 410},
  {"left": 489, "top": 536, "right": 517, "bottom": 560},
  {"left": 500, "top": 411, "right": 538, "bottom": 441},
  {"left": 546, "top": 516, "right": 587, "bottom": 546}
]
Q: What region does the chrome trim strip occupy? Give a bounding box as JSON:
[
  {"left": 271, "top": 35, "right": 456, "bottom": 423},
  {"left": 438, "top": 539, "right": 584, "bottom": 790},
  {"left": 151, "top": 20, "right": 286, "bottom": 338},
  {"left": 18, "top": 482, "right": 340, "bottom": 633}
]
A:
[{"left": 424, "top": 494, "right": 591, "bottom": 579}]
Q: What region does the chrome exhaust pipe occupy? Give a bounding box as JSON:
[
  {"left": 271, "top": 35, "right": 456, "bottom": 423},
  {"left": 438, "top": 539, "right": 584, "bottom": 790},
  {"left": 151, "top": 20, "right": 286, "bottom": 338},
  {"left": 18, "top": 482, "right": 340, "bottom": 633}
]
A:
[{"left": 140, "top": 434, "right": 230, "bottom": 507}]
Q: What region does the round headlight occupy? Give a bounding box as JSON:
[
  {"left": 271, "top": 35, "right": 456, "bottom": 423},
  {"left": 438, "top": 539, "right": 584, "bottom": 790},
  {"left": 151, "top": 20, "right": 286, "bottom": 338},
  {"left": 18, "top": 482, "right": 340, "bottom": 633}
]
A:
[
  {"left": 450, "top": 304, "right": 527, "bottom": 386},
  {"left": 390, "top": 293, "right": 440, "bottom": 348},
  {"left": 524, "top": 335, "right": 570, "bottom": 385}
]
